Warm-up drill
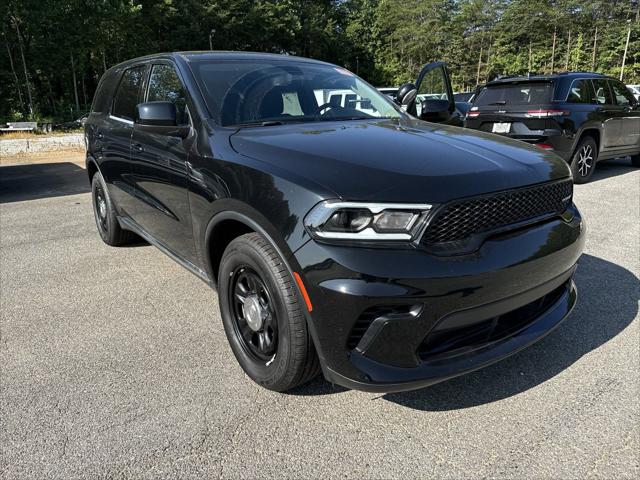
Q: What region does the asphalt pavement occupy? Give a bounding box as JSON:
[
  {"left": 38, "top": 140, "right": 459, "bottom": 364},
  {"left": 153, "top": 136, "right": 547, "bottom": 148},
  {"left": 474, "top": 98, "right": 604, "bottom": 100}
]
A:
[{"left": 1, "top": 159, "right": 638, "bottom": 479}]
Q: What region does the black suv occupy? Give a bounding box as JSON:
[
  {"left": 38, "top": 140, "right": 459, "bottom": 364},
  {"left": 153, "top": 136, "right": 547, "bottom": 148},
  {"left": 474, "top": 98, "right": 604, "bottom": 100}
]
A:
[
  {"left": 464, "top": 72, "right": 640, "bottom": 183},
  {"left": 85, "top": 52, "right": 584, "bottom": 393}
]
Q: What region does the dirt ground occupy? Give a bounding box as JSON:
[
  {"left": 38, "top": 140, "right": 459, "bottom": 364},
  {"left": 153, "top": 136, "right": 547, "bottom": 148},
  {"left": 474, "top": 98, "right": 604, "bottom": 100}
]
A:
[{"left": 0, "top": 148, "right": 86, "bottom": 167}]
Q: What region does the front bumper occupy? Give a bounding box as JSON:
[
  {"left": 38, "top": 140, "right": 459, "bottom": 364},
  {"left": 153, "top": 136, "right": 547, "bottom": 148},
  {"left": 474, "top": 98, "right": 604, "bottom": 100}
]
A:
[{"left": 293, "top": 205, "right": 585, "bottom": 392}]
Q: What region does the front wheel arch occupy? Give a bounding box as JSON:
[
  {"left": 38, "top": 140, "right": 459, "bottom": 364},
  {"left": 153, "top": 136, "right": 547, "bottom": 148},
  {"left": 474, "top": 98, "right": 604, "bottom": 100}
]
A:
[
  {"left": 204, "top": 209, "right": 297, "bottom": 288},
  {"left": 203, "top": 210, "right": 326, "bottom": 371}
]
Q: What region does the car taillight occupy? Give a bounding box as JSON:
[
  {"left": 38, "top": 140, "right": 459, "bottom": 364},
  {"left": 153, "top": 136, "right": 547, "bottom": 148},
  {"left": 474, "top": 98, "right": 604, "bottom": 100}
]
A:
[
  {"left": 466, "top": 111, "right": 480, "bottom": 117},
  {"left": 535, "top": 143, "right": 554, "bottom": 150},
  {"left": 526, "top": 109, "right": 568, "bottom": 118}
]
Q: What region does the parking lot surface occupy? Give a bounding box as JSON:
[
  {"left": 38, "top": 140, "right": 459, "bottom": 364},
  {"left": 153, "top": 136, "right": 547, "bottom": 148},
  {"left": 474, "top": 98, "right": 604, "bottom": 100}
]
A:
[{"left": 1, "top": 159, "right": 638, "bottom": 479}]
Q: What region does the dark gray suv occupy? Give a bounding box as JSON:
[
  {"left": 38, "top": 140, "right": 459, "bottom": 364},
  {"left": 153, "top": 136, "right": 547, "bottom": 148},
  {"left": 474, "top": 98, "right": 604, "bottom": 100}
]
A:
[{"left": 465, "top": 72, "right": 640, "bottom": 183}]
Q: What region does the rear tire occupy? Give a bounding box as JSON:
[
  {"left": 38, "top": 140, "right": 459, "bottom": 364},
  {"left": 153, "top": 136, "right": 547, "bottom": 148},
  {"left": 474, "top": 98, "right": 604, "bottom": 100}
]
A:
[
  {"left": 631, "top": 154, "right": 640, "bottom": 167},
  {"left": 218, "top": 233, "right": 320, "bottom": 392},
  {"left": 91, "top": 171, "right": 136, "bottom": 246},
  {"left": 570, "top": 136, "right": 597, "bottom": 184}
]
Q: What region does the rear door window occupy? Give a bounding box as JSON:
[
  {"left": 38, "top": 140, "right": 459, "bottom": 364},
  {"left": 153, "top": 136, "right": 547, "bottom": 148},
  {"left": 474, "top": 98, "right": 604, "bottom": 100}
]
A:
[
  {"left": 474, "top": 82, "right": 554, "bottom": 106},
  {"left": 591, "top": 79, "right": 614, "bottom": 105},
  {"left": 112, "top": 65, "right": 146, "bottom": 121},
  {"left": 567, "top": 79, "right": 596, "bottom": 104},
  {"left": 146, "top": 64, "right": 189, "bottom": 125},
  {"left": 609, "top": 80, "right": 635, "bottom": 106}
]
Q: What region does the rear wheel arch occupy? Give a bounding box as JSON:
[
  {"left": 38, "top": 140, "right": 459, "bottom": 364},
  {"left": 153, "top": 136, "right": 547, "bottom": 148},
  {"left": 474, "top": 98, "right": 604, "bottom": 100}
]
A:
[{"left": 576, "top": 129, "right": 600, "bottom": 155}]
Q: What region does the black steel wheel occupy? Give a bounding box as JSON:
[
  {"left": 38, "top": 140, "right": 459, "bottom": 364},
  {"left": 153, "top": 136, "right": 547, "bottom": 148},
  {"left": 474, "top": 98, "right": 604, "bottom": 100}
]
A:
[
  {"left": 218, "top": 233, "right": 320, "bottom": 391},
  {"left": 230, "top": 266, "right": 279, "bottom": 361},
  {"left": 94, "top": 181, "right": 109, "bottom": 234},
  {"left": 91, "top": 170, "right": 136, "bottom": 246}
]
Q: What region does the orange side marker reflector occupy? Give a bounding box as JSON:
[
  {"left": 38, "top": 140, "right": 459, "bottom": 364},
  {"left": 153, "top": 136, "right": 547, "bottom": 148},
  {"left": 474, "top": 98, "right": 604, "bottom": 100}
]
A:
[{"left": 293, "top": 272, "right": 313, "bottom": 312}]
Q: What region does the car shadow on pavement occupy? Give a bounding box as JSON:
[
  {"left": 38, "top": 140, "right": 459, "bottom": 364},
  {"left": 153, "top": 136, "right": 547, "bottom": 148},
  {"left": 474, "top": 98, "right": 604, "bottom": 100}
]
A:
[
  {"left": 382, "top": 254, "right": 638, "bottom": 410},
  {"left": 0, "top": 162, "right": 90, "bottom": 203},
  {"left": 587, "top": 157, "right": 637, "bottom": 183}
]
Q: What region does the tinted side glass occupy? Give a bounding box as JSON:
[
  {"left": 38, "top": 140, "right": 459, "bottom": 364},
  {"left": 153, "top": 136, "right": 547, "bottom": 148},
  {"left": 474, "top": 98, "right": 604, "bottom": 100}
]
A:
[
  {"left": 591, "top": 79, "right": 614, "bottom": 105},
  {"left": 91, "top": 72, "right": 116, "bottom": 114},
  {"left": 147, "top": 64, "right": 188, "bottom": 124},
  {"left": 567, "top": 79, "right": 595, "bottom": 104},
  {"left": 475, "top": 82, "right": 553, "bottom": 106},
  {"left": 609, "top": 80, "right": 635, "bottom": 106},
  {"left": 112, "top": 66, "right": 146, "bottom": 121}
]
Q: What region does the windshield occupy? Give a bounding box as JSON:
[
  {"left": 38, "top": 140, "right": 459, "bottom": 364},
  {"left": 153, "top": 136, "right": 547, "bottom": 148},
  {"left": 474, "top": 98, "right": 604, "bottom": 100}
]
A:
[
  {"left": 190, "top": 59, "right": 402, "bottom": 126},
  {"left": 475, "top": 82, "right": 554, "bottom": 106}
]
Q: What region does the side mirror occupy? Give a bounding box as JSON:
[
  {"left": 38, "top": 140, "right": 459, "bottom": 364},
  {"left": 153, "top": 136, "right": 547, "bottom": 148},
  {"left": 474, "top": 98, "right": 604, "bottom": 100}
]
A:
[
  {"left": 395, "top": 83, "right": 418, "bottom": 106},
  {"left": 135, "top": 101, "right": 189, "bottom": 138},
  {"left": 419, "top": 98, "right": 452, "bottom": 122}
]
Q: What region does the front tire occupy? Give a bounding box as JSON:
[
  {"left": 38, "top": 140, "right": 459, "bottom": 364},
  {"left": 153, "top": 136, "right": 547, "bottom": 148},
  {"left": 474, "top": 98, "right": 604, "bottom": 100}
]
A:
[
  {"left": 631, "top": 154, "right": 640, "bottom": 167},
  {"left": 91, "top": 171, "right": 136, "bottom": 246},
  {"left": 218, "top": 233, "right": 320, "bottom": 392},
  {"left": 570, "top": 136, "right": 597, "bottom": 184}
]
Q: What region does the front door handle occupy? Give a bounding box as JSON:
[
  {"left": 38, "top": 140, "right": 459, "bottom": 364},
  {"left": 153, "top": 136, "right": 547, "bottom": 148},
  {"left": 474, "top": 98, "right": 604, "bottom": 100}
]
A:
[{"left": 132, "top": 143, "right": 144, "bottom": 152}]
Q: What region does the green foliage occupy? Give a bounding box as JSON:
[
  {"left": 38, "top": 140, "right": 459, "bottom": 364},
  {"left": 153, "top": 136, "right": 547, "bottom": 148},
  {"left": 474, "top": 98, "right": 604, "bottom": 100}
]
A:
[{"left": 1, "top": 0, "right": 638, "bottom": 120}]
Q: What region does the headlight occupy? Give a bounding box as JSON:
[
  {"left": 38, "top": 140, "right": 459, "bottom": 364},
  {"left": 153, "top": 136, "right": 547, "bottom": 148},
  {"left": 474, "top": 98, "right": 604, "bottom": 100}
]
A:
[{"left": 304, "top": 201, "right": 433, "bottom": 242}]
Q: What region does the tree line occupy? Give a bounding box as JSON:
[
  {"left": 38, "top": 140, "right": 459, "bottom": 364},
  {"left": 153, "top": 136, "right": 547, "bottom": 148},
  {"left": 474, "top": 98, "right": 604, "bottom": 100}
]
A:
[{"left": 1, "top": 0, "right": 638, "bottom": 123}]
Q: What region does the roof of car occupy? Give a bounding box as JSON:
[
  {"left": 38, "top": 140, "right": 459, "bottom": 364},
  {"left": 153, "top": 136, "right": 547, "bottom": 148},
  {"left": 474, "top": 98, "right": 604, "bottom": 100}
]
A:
[
  {"left": 486, "top": 71, "right": 609, "bottom": 86},
  {"left": 109, "top": 51, "right": 334, "bottom": 71}
]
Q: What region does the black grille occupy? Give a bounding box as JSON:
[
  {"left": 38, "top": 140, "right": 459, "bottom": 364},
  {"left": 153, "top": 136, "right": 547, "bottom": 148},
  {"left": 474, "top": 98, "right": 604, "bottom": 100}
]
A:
[{"left": 421, "top": 179, "right": 572, "bottom": 247}]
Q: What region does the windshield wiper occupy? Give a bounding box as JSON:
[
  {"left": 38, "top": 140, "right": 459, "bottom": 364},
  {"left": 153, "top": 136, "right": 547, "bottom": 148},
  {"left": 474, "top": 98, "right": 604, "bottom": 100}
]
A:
[
  {"left": 232, "top": 118, "right": 314, "bottom": 128},
  {"left": 231, "top": 120, "right": 288, "bottom": 128},
  {"left": 317, "top": 115, "right": 378, "bottom": 122}
]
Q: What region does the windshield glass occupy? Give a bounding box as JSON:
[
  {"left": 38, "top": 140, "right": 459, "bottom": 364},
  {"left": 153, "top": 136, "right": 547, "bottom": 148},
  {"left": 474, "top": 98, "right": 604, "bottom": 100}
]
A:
[
  {"left": 475, "top": 82, "right": 554, "bottom": 106},
  {"left": 190, "top": 59, "right": 402, "bottom": 126}
]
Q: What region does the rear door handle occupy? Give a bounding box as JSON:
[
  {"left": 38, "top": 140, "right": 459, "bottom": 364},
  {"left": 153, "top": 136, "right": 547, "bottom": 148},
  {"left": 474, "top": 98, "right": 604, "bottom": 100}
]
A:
[{"left": 132, "top": 143, "right": 144, "bottom": 152}]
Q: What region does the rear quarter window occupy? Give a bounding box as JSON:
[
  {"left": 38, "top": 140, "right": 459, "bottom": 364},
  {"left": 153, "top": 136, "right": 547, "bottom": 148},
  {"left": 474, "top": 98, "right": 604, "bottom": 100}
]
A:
[
  {"left": 90, "top": 71, "right": 117, "bottom": 114},
  {"left": 567, "top": 79, "right": 595, "bottom": 104},
  {"left": 475, "top": 82, "right": 554, "bottom": 106}
]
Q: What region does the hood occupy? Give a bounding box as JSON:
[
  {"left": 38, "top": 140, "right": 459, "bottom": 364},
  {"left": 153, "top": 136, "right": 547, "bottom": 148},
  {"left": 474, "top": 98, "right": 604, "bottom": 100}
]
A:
[{"left": 229, "top": 118, "right": 570, "bottom": 204}]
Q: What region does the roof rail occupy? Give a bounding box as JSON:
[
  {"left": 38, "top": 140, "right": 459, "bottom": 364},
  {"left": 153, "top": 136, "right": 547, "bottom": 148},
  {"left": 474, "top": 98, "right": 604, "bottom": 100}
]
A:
[{"left": 555, "top": 70, "right": 604, "bottom": 76}]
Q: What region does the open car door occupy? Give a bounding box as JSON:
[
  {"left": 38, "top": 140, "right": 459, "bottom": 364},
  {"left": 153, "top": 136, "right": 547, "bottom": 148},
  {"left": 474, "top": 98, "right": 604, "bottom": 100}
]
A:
[{"left": 406, "top": 61, "right": 456, "bottom": 124}]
